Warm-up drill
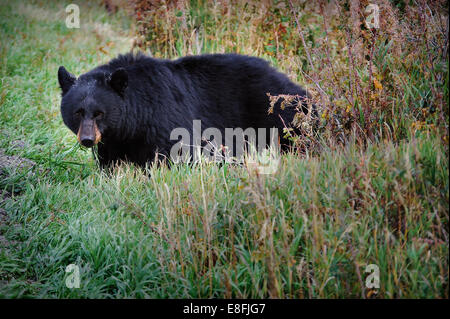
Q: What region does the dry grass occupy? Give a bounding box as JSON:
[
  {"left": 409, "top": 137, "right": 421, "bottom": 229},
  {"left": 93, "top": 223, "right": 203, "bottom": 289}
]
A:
[{"left": 0, "top": 0, "right": 448, "bottom": 298}]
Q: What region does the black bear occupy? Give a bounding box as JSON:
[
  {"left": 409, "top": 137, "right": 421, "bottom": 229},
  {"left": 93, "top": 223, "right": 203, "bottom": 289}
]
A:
[{"left": 58, "top": 52, "right": 313, "bottom": 168}]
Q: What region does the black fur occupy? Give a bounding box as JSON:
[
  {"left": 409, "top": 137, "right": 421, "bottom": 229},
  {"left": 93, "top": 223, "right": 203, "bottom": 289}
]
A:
[{"left": 58, "top": 52, "right": 312, "bottom": 168}]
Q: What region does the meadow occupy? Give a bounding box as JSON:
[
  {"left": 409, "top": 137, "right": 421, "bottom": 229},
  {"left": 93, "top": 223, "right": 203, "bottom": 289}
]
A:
[{"left": 0, "top": 0, "right": 448, "bottom": 298}]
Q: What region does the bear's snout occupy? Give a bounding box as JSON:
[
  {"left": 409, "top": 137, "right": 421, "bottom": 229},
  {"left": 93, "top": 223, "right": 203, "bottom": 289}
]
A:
[
  {"left": 77, "top": 119, "right": 101, "bottom": 148},
  {"left": 81, "top": 137, "right": 94, "bottom": 148}
]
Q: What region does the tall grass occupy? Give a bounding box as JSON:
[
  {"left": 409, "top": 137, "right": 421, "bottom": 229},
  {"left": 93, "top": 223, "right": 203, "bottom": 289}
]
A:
[
  {"left": 134, "top": 0, "right": 449, "bottom": 145},
  {"left": 0, "top": 0, "right": 448, "bottom": 298}
]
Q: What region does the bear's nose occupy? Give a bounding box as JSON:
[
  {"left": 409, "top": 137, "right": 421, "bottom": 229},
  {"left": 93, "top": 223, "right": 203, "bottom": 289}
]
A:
[{"left": 81, "top": 138, "right": 94, "bottom": 148}]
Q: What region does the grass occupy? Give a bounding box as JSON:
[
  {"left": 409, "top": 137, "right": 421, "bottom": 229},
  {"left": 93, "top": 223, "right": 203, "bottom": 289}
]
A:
[{"left": 0, "top": 0, "right": 448, "bottom": 298}]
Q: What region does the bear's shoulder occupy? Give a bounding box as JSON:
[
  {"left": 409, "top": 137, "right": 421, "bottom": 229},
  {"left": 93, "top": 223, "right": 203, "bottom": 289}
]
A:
[{"left": 107, "top": 52, "right": 156, "bottom": 68}]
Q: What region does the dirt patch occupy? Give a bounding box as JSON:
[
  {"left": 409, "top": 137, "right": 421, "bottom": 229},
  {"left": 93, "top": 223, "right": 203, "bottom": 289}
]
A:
[
  {"left": 0, "top": 234, "right": 18, "bottom": 248},
  {"left": 9, "top": 140, "right": 27, "bottom": 150},
  {"left": 0, "top": 149, "right": 35, "bottom": 173},
  {"left": 0, "top": 148, "right": 36, "bottom": 189}
]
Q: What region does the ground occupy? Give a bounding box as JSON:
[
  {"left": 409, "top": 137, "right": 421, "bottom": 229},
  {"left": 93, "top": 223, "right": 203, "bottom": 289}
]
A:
[{"left": 0, "top": 0, "right": 448, "bottom": 298}]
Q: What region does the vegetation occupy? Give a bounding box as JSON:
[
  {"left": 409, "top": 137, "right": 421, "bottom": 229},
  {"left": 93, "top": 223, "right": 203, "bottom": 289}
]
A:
[{"left": 0, "top": 0, "right": 448, "bottom": 298}]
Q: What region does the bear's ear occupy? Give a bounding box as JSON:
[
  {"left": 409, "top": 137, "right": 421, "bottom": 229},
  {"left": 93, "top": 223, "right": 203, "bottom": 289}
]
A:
[
  {"left": 58, "top": 66, "right": 76, "bottom": 95},
  {"left": 108, "top": 68, "right": 128, "bottom": 97}
]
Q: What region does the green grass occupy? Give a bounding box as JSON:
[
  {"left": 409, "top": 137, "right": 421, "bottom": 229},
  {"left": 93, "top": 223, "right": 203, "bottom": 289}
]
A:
[{"left": 0, "top": 0, "right": 448, "bottom": 298}]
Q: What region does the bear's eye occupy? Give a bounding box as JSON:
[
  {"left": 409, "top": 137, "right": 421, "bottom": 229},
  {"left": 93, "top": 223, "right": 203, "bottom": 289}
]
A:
[
  {"left": 94, "top": 111, "right": 104, "bottom": 119},
  {"left": 74, "top": 109, "right": 84, "bottom": 117}
]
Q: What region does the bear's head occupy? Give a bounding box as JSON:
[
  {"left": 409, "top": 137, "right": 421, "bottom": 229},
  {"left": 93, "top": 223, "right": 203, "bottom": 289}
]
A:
[{"left": 58, "top": 66, "right": 128, "bottom": 148}]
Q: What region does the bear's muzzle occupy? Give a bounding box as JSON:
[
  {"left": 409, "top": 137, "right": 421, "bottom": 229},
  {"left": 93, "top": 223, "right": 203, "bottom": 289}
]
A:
[{"left": 77, "top": 119, "right": 101, "bottom": 148}]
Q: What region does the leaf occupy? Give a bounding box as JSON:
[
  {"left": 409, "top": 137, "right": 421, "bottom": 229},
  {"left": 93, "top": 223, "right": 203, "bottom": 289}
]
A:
[{"left": 373, "top": 78, "right": 383, "bottom": 91}]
